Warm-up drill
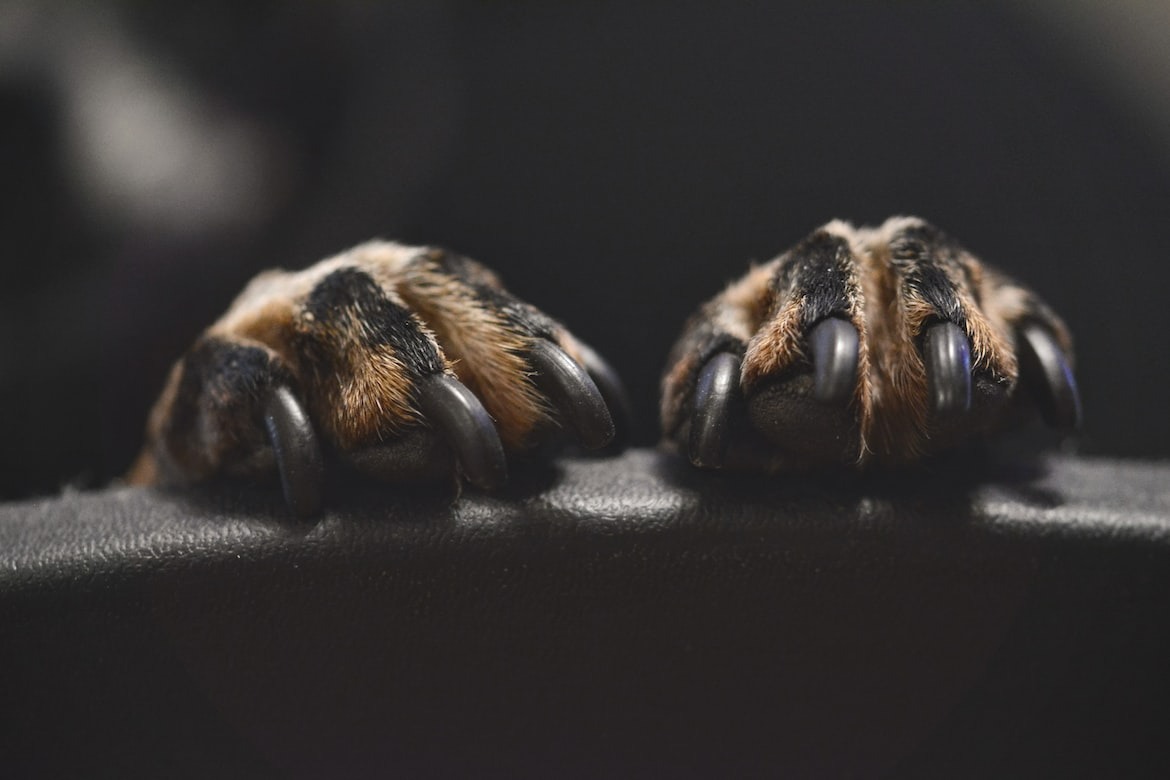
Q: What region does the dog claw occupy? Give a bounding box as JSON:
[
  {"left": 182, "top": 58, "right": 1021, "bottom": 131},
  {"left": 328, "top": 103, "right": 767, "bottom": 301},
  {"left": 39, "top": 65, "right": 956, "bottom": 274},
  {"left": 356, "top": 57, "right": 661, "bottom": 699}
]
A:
[
  {"left": 572, "top": 339, "right": 633, "bottom": 448},
  {"left": 1017, "top": 324, "right": 1082, "bottom": 429},
  {"left": 529, "top": 340, "right": 615, "bottom": 450},
  {"left": 809, "top": 317, "right": 860, "bottom": 404},
  {"left": 923, "top": 321, "right": 972, "bottom": 416},
  {"left": 415, "top": 373, "right": 507, "bottom": 489},
  {"left": 689, "top": 352, "right": 741, "bottom": 469},
  {"left": 263, "top": 385, "right": 325, "bottom": 518}
]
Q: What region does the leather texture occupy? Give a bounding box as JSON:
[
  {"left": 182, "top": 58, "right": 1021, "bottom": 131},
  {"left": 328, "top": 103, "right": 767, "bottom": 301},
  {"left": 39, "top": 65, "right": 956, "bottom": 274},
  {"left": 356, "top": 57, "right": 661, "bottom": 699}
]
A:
[{"left": 3, "top": 450, "right": 1169, "bottom": 778}]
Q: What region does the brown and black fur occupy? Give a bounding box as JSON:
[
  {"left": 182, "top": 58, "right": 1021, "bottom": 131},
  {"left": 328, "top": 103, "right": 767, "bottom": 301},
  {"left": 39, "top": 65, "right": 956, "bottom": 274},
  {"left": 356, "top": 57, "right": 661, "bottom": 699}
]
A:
[
  {"left": 661, "top": 216, "right": 1076, "bottom": 471},
  {"left": 131, "top": 221, "right": 1074, "bottom": 493},
  {"left": 128, "top": 241, "right": 604, "bottom": 489}
]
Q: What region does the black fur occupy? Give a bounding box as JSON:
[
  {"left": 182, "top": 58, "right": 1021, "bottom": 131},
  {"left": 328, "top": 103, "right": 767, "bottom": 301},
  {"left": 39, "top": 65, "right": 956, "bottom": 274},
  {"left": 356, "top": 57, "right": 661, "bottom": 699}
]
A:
[
  {"left": 888, "top": 224, "right": 967, "bottom": 328},
  {"left": 697, "top": 327, "right": 750, "bottom": 365},
  {"left": 773, "top": 231, "right": 855, "bottom": 326},
  {"left": 304, "top": 268, "right": 445, "bottom": 376},
  {"left": 168, "top": 338, "right": 278, "bottom": 441},
  {"left": 160, "top": 337, "right": 295, "bottom": 476}
]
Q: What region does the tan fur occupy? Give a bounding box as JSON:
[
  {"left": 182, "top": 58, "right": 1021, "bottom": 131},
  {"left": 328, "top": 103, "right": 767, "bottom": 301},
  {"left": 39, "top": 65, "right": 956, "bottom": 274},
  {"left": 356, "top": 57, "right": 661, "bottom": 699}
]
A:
[
  {"left": 847, "top": 232, "right": 899, "bottom": 460},
  {"left": 304, "top": 323, "right": 430, "bottom": 450},
  {"left": 124, "top": 449, "right": 158, "bottom": 485},
  {"left": 210, "top": 296, "right": 299, "bottom": 365},
  {"left": 741, "top": 297, "right": 805, "bottom": 386},
  {"left": 394, "top": 254, "right": 550, "bottom": 449},
  {"left": 723, "top": 259, "right": 797, "bottom": 386},
  {"left": 944, "top": 250, "right": 1016, "bottom": 382},
  {"left": 659, "top": 262, "right": 777, "bottom": 433},
  {"left": 202, "top": 243, "right": 441, "bottom": 450},
  {"left": 862, "top": 235, "right": 930, "bottom": 461},
  {"left": 857, "top": 218, "right": 1019, "bottom": 462}
]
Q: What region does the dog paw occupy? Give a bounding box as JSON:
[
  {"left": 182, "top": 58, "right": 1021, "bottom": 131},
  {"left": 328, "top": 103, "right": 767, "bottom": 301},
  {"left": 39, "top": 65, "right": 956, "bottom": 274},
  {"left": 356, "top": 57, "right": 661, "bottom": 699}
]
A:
[
  {"left": 129, "top": 242, "right": 628, "bottom": 515},
  {"left": 661, "top": 217, "right": 1080, "bottom": 471}
]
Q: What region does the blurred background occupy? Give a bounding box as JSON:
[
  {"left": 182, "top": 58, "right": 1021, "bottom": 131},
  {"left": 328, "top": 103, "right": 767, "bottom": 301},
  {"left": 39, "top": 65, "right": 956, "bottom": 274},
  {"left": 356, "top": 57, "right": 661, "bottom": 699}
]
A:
[{"left": 2, "top": 0, "right": 1168, "bottom": 500}]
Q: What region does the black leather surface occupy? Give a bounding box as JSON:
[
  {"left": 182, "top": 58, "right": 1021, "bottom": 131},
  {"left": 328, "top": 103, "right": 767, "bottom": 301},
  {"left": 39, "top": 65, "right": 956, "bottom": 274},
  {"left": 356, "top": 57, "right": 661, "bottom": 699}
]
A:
[{"left": 3, "top": 450, "right": 1170, "bottom": 778}]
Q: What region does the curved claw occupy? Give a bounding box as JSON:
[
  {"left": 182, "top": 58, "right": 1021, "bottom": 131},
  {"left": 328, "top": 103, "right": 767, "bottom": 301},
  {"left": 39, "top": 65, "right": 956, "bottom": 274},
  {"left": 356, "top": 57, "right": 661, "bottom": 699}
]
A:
[
  {"left": 1017, "top": 324, "right": 1082, "bottom": 429},
  {"left": 571, "top": 339, "right": 633, "bottom": 449},
  {"left": 809, "top": 317, "right": 860, "bottom": 404},
  {"left": 923, "top": 321, "right": 972, "bottom": 417},
  {"left": 529, "top": 340, "right": 615, "bottom": 450},
  {"left": 415, "top": 373, "right": 507, "bottom": 490},
  {"left": 263, "top": 385, "right": 324, "bottom": 519},
  {"left": 689, "top": 352, "right": 741, "bottom": 469}
]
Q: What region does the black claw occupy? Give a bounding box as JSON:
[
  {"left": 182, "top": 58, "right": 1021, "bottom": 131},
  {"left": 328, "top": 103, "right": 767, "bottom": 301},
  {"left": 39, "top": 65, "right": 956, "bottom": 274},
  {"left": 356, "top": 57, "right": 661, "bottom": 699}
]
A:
[
  {"left": 572, "top": 339, "right": 633, "bottom": 449},
  {"left": 923, "top": 321, "right": 973, "bottom": 416},
  {"left": 809, "top": 317, "right": 860, "bottom": 404},
  {"left": 1017, "top": 324, "right": 1082, "bottom": 429},
  {"left": 689, "top": 352, "right": 741, "bottom": 469},
  {"left": 529, "top": 340, "right": 616, "bottom": 450},
  {"left": 263, "top": 385, "right": 324, "bottom": 519},
  {"left": 415, "top": 373, "right": 507, "bottom": 490}
]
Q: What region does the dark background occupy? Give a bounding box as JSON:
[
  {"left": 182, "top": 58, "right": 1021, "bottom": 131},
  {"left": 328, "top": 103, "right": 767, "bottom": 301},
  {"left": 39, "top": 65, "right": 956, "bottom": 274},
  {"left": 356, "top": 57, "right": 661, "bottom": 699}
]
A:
[{"left": 3, "top": 1, "right": 1169, "bottom": 500}]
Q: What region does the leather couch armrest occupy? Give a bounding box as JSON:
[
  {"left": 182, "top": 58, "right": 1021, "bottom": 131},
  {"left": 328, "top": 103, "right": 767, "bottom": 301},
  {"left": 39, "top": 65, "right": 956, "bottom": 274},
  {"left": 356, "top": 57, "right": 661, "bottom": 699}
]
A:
[{"left": 3, "top": 450, "right": 1169, "bottom": 777}]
